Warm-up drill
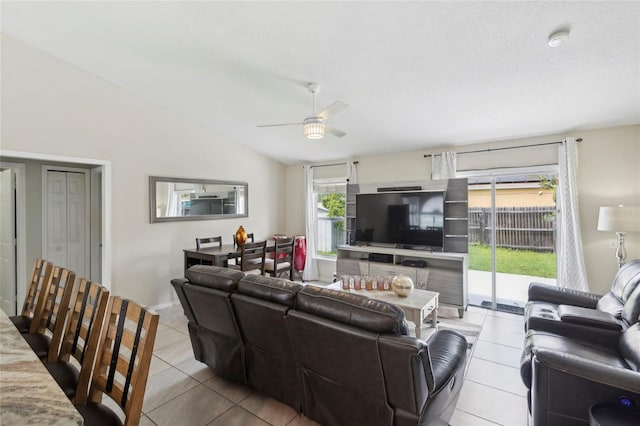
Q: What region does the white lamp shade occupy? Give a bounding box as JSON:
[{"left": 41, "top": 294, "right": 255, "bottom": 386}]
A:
[{"left": 597, "top": 206, "right": 640, "bottom": 232}]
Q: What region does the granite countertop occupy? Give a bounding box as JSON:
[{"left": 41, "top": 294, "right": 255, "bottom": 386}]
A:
[{"left": 0, "top": 309, "right": 83, "bottom": 425}]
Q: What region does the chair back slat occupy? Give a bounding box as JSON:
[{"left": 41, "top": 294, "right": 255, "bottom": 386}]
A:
[
  {"left": 21, "top": 259, "right": 53, "bottom": 317},
  {"left": 196, "top": 236, "right": 222, "bottom": 250},
  {"left": 233, "top": 232, "right": 255, "bottom": 247},
  {"left": 266, "top": 236, "right": 295, "bottom": 280},
  {"left": 57, "top": 279, "right": 110, "bottom": 402},
  {"left": 88, "top": 296, "right": 159, "bottom": 426},
  {"left": 240, "top": 240, "right": 267, "bottom": 274},
  {"left": 30, "top": 266, "right": 76, "bottom": 360}
]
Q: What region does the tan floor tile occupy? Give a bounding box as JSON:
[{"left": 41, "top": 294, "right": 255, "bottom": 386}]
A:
[
  {"left": 149, "top": 355, "right": 173, "bottom": 377},
  {"left": 286, "top": 414, "right": 321, "bottom": 426},
  {"left": 239, "top": 392, "right": 298, "bottom": 426},
  {"left": 139, "top": 414, "right": 157, "bottom": 426},
  {"left": 455, "top": 381, "right": 528, "bottom": 426},
  {"left": 147, "top": 384, "right": 234, "bottom": 426},
  {"left": 206, "top": 405, "right": 270, "bottom": 426},
  {"left": 478, "top": 327, "right": 524, "bottom": 349},
  {"left": 473, "top": 340, "right": 522, "bottom": 368},
  {"left": 143, "top": 366, "right": 200, "bottom": 412},
  {"left": 154, "top": 334, "right": 194, "bottom": 365},
  {"left": 168, "top": 319, "right": 189, "bottom": 335},
  {"left": 175, "top": 356, "right": 215, "bottom": 383},
  {"left": 482, "top": 314, "right": 524, "bottom": 333},
  {"left": 203, "top": 376, "right": 254, "bottom": 403},
  {"left": 450, "top": 409, "right": 499, "bottom": 425},
  {"left": 155, "top": 326, "right": 189, "bottom": 350},
  {"left": 466, "top": 358, "right": 527, "bottom": 396}
]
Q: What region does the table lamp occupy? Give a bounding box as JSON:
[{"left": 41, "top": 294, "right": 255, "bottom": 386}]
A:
[{"left": 597, "top": 205, "right": 640, "bottom": 268}]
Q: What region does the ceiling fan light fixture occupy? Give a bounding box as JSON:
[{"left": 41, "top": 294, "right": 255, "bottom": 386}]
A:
[{"left": 303, "top": 117, "right": 325, "bottom": 139}]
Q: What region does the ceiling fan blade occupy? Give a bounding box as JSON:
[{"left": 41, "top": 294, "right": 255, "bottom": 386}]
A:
[
  {"left": 317, "top": 101, "right": 348, "bottom": 120},
  {"left": 326, "top": 126, "right": 346, "bottom": 138},
  {"left": 256, "top": 122, "right": 303, "bottom": 128}
]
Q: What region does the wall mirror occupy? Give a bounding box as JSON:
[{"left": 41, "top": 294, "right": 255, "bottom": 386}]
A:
[{"left": 150, "top": 176, "right": 248, "bottom": 222}]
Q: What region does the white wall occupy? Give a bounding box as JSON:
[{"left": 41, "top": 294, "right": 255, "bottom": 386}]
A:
[
  {"left": 286, "top": 126, "right": 640, "bottom": 293},
  {"left": 1, "top": 35, "right": 287, "bottom": 307}
]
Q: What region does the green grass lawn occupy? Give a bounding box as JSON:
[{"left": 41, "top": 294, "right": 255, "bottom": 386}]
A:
[{"left": 469, "top": 244, "right": 557, "bottom": 278}]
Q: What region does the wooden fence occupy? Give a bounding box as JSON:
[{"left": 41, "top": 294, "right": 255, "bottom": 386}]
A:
[{"left": 469, "top": 207, "right": 556, "bottom": 252}]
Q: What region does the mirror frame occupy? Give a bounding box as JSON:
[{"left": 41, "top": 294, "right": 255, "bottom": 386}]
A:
[{"left": 149, "top": 176, "right": 248, "bottom": 223}]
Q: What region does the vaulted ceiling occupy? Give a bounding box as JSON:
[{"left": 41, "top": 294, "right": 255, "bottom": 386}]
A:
[{"left": 2, "top": 1, "right": 639, "bottom": 165}]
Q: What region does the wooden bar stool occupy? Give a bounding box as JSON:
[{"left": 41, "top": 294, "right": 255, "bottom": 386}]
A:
[
  {"left": 22, "top": 266, "right": 76, "bottom": 360},
  {"left": 9, "top": 258, "right": 53, "bottom": 333},
  {"left": 74, "top": 296, "right": 159, "bottom": 426},
  {"left": 44, "top": 279, "right": 110, "bottom": 402}
]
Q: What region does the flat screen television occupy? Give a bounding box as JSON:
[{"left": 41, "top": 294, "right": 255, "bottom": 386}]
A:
[{"left": 355, "top": 191, "right": 445, "bottom": 250}]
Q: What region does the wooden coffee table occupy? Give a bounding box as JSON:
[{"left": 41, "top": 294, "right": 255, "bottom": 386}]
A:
[{"left": 329, "top": 284, "right": 439, "bottom": 339}]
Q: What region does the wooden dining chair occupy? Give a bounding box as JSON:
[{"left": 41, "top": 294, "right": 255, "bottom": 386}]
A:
[
  {"left": 44, "top": 279, "right": 110, "bottom": 402},
  {"left": 74, "top": 296, "right": 159, "bottom": 426},
  {"left": 232, "top": 232, "right": 255, "bottom": 247},
  {"left": 264, "top": 236, "right": 295, "bottom": 280},
  {"left": 22, "top": 266, "right": 76, "bottom": 360},
  {"left": 9, "top": 258, "right": 53, "bottom": 333},
  {"left": 228, "top": 240, "right": 267, "bottom": 275},
  {"left": 196, "top": 236, "right": 222, "bottom": 250},
  {"left": 230, "top": 232, "right": 254, "bottom": 265}
]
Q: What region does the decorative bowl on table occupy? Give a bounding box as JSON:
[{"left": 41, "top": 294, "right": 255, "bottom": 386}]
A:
[{"left": 391, "top": 275, "right": 414, "bottom": 297}]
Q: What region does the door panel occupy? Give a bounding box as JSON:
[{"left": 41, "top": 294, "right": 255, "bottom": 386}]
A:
[
  {"left": 468, "top": 171, "right": 557, "bottom": 313},
  {"left": 45, "top": 170, "right": 88, "bottom": 278},
  {"left": 66, "top": 172, "right": 87, "bottom": 277},
  {"left": 0, "top": 169, "right": 16, "bottom": 314},
  {"left": 47, "top": 171, "right": 68, "bottom": 267}
]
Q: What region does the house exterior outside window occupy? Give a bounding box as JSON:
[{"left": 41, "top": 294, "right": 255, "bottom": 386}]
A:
[{"left": 314, "top": 178, "right": 346, "bottom": 257}]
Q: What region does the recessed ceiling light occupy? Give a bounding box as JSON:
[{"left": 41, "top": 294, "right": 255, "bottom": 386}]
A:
[{"left": 548, "top": 31, "right": 570, "bottom": 47}]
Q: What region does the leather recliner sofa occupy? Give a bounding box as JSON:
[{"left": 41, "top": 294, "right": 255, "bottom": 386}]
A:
[
  {"left": 519, "top": 259, "right": 640, "bottom": 425},
  {"left": 520, "top": 321, "right": 640, "bottom": 426},
  {"left": 524, "top": 259, "right": 640, "bottom": 346},
  {"left": 172, "top": 265, "right": 468, "bottom": 426}
]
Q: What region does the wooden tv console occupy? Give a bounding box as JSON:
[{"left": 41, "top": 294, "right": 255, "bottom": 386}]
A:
[{"left": 336, "top": 244, "right": 468, "bottom": 318}]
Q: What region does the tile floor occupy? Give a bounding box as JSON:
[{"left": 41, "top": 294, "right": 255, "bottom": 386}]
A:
[{"left": 130, "top": 300, "right": 528, "bottom": 426}]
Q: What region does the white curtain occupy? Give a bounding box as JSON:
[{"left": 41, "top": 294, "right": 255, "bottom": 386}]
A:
[
  {"left": 165, "top": 183, "right": 180, "bottom": 217},
  {"left": 347, "top": 160, "right": 358, "bottom": 184},
  {"left": 303, "top": 165, "right": 319, "bottom": 281},
  {"left": 431, "top": 152, "right": 457, "bottom": 179},
  {"left": 557, "top": 138, "right": 589, "bottom": 291}
]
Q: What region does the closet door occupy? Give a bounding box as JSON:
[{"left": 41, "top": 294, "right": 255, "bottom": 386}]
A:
[{"left": 45, "top": 170, "right": 88, "bottom": 278}]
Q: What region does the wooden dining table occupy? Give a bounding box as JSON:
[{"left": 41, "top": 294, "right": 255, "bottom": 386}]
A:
[
  {"left": 183, "top": 241, "right": 276, "bottom": 275},
  {"left": 0, "top": 309, "right": 84, "bottom": 425}
]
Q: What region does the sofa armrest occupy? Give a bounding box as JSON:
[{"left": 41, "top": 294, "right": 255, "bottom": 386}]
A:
[
  {"left": 422, "top": 330, "right": 467, "bottom": 394},
  {"left": 528, "top": 282, "right": 600, "bottom": 308},
  {"left": 557, "top": 305, "right": 622, "bottom": 331},
  {"left": 534, "top": 347, "right": 640, "bottom": 394}
]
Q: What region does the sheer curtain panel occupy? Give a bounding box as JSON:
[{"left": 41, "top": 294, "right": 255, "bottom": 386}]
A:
[
  {"left": 431, "top": 152, "right": 457, "bottom": 179},
  {"left": 303, "top": 165, "right": 319, "bottom": 281},
  {"left": 557, "top": 138, "right": 589, "bottom": 291}
]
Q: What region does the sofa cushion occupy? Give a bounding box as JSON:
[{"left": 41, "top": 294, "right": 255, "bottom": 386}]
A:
[
  {"left": 620, "top": 323, "right": 640, "bottom": 372},
  {"left": 520, "top": 329, "right": 625, "bottom": 389},
  {"left": 238, "top": 274, "right": 303, "bottom": 308},
  {"left": 597, "top": 259, "right": 640, "bottom": 319},
  {"left": 185, "top": 265, "right": 244, "bottom": 291},
  {"left": 296, "top": 285, "right": 408, "bottom": 335}
]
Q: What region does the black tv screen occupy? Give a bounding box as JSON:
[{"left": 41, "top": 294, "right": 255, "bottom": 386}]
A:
[{"left": 355, "top": 191, "right": 445, "bottom": 249}]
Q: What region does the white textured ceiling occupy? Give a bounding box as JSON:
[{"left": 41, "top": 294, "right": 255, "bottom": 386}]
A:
[{"left": 2, "top": 1, "right": 639, "bottom": 165}]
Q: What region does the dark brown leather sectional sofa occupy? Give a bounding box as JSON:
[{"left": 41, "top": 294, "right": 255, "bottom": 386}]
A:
[
  {"left": 520, "top": 260, "right": 640, "bottom": 425},
  {"left": 171, "top": 265, "right": 468, "bottom": 426}
]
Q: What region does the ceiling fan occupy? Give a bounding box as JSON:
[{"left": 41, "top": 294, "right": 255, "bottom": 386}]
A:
[{"left": 257, "top": 83, "right": 348, "bottom": 139}]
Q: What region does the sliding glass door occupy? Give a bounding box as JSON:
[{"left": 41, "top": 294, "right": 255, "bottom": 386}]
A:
[{"left": 467, "top": 167, "right": 558, "bottom": 313}]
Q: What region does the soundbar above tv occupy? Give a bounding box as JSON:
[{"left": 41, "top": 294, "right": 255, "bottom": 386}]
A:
[{"left": 355, "top": 191, "right": 445, "bottom": 250}]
